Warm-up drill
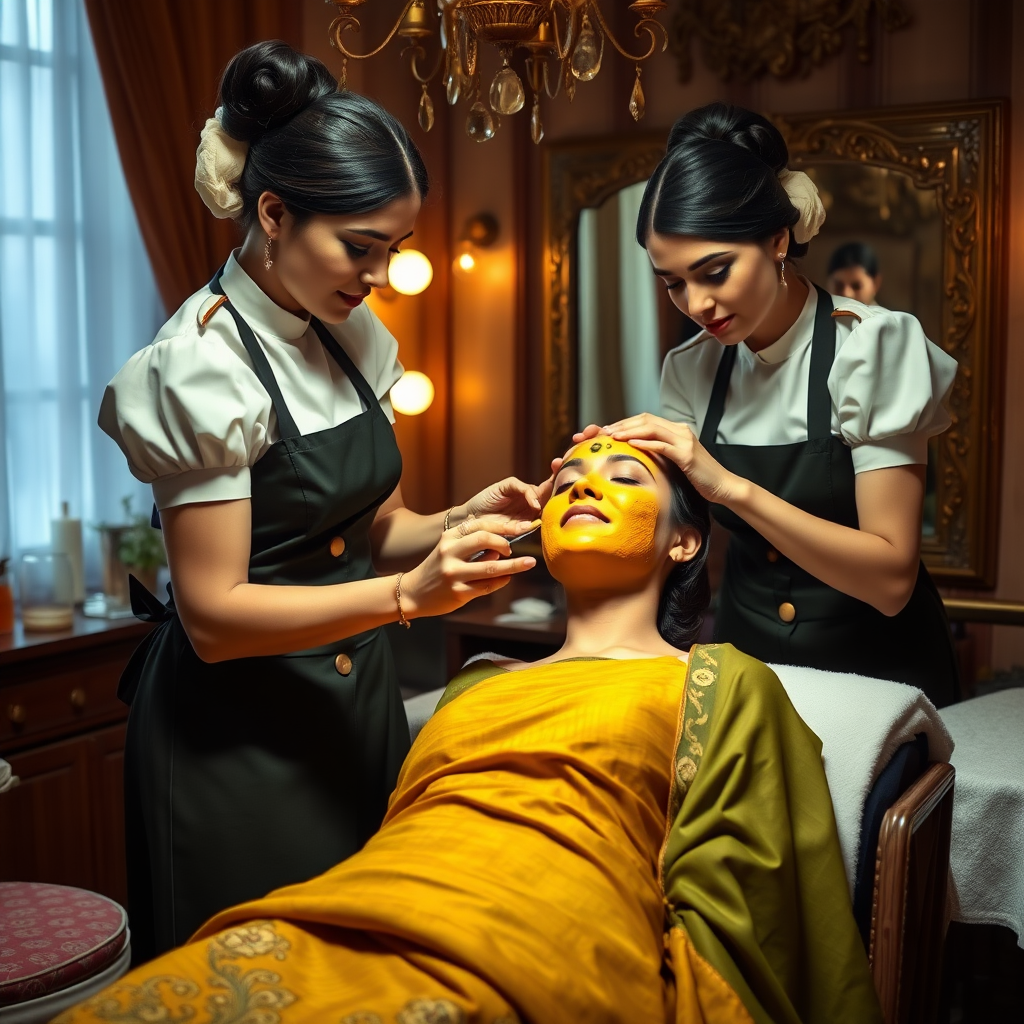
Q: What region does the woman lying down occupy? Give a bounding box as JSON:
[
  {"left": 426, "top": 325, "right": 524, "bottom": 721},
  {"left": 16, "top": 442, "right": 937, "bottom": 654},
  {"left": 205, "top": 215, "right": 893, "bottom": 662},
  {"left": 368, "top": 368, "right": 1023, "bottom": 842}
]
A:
[{"left": 58, "top": 437, "right": 881, "bottom": 1024}]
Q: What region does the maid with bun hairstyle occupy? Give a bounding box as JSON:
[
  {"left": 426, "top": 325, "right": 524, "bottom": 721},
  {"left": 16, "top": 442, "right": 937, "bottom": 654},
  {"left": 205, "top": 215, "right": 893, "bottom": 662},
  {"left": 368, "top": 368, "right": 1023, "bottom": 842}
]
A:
[
  {"left": 574, "top": 103, "right": 959, "bottom": 708},
  {"left": 100, "top": 41, "right": 543, "bottom": 960}
]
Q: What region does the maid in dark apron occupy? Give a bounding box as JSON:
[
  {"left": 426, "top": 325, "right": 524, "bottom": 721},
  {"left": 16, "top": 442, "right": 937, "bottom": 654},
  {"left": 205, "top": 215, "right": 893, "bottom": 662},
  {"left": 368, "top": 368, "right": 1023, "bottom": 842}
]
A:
[
  {"left": 574, "top": 103, "right": 960, "bottom": 708},
  {"left": 99, "top": 42, "right": 541, "bottom": 963}
]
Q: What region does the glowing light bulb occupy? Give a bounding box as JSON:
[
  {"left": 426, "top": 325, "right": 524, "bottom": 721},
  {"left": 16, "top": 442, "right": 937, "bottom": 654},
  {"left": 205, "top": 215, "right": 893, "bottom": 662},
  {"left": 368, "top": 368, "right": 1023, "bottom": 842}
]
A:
[
  {"left": 455, "top": 250, "right": 476, "bottom": 273},
  {"left": 390, "top": 370, "right": 435, "bottom": 416},
  {"left": 388, "top": 249, "right": 433, "bottom": 295}
]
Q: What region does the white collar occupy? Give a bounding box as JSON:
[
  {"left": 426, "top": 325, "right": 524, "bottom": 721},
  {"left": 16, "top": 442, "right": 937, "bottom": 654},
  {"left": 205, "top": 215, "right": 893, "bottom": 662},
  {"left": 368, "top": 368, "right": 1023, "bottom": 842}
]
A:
[
  {"left": 219, "top": 251, "right": 311, "bottom": 341},
  {"left": 742, "top": 280, "right": 819, "bottom": 366}
]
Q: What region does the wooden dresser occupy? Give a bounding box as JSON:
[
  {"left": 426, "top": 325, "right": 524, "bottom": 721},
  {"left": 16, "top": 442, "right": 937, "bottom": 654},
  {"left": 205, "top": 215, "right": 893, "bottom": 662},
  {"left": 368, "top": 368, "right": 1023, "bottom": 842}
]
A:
[{"left": 0, "top": 614, "right": 152, "bottom": 907}]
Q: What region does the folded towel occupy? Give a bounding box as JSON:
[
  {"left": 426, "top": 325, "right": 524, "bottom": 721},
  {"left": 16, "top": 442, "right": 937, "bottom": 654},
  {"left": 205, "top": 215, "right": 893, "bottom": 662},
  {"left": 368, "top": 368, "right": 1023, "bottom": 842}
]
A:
[
  {"left": 939, "top": 688, "right": 1024, "bottom": 947},
  {"left": 770, "top": 663, "right": 954, "bottom": 892},
  {"left": 0, "top": 758, "right": 18, "bottom": 794}
]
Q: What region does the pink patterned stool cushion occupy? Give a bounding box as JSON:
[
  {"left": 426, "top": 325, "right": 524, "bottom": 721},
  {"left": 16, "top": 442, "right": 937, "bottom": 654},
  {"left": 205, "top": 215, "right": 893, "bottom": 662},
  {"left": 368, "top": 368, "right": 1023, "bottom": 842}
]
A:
[{"left": 0, "top": 882, "right": 127, "bottom": 1007}]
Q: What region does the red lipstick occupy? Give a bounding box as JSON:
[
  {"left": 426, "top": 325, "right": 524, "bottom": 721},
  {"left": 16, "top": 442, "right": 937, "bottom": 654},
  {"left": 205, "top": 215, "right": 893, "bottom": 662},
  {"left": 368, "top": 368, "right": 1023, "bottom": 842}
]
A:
[{"left": 703, "top": 314, "right": 735, "bottom": 336}]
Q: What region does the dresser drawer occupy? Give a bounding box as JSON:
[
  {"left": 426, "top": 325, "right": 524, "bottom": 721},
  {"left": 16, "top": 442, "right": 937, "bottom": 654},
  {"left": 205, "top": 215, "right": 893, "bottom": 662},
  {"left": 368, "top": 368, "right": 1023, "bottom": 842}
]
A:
[{"left": 1, "top": 652, "right": 130, "bottom": 749}]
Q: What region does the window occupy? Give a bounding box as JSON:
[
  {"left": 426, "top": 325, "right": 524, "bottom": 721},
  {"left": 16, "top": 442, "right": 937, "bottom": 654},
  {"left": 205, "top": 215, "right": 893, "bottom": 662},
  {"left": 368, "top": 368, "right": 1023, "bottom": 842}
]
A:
[{"left": 0, "top": 0, "right": 162, "bottom": 586}]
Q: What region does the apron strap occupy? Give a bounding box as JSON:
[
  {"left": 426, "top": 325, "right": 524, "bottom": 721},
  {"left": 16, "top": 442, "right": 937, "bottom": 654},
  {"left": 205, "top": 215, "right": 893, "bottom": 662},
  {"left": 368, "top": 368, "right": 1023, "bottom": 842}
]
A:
[
  {"left": 699, "top": 282, "right": 838, "bottom": 447},
  {"left": 698, "top": 343, "right": 737, "bottom": 448},
  {"left": 807, "top": 283, "right": 838, "bottom": 439},
  {"left": 209, "top": 267, "right": 301, "bottom": 439},
  {"left": 308, "top": 317, "right": 378, "bottom": 414}
]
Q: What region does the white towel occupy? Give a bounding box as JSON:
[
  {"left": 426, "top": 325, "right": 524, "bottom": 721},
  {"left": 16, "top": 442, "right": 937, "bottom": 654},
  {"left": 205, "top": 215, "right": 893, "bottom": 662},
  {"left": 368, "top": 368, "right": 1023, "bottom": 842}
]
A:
[
  {"left": 0, "top": 758, "right": 18, "bottom": 793},
  {"left": 770, "top": 664, "right": 954, "bottom": 892},
  {"left": 401, "top": 659, "right": 955, "bottom": 894},
  {"left": 939, "top": 688, "right": 1024, "bottom": 947},
  {"left": 404, "top": 687, "right": 446, "bottom": 743}
]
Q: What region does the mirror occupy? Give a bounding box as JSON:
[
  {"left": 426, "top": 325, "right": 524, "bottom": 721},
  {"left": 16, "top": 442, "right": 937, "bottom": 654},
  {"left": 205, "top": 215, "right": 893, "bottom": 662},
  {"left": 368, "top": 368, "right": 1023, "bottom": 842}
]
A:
[{"left": 541, "top": 103, "right": 1006, "bottom": 585}]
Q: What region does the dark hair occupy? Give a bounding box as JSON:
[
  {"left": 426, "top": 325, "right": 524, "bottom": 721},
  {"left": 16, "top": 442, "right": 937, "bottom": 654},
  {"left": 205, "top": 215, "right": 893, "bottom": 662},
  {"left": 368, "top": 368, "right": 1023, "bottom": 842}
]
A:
[
  {"left": 827, "top": 241, "right": 880, "bottom": 277},
  {"left": 636, "top": 102, "right": 806, "bottom": 259},
  {"left": 218, "top": 41, "right": 429, "bottom": 232},
  {"left": 657, "top": 460, "right": 712, "bottom": 649}
]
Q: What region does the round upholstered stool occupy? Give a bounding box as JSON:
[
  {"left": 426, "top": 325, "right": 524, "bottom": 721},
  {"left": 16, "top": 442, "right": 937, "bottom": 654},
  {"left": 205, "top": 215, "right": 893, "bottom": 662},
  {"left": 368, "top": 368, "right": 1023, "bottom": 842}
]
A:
[{"left": 0, "top": 882, "right": 130, "bottom": 1023}]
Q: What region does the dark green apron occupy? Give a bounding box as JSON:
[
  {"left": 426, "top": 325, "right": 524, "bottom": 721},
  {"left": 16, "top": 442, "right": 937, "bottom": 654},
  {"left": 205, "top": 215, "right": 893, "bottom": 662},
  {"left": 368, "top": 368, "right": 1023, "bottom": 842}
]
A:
[
  {"left": 699, "top": 284, "right": 959, "bottom": 708},
  {"left": 120, "top": 268, "right": 409, "bottom": 962}
]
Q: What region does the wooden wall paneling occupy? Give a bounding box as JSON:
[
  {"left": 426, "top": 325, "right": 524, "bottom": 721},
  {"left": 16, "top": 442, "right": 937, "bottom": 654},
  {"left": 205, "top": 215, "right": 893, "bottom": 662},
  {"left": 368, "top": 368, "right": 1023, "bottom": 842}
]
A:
[
  {"left": 0, "top": 736, "right": 95, "bottom": 889},
  {"left": 90, "top": 723, "right": 128, "bottom": 908}
]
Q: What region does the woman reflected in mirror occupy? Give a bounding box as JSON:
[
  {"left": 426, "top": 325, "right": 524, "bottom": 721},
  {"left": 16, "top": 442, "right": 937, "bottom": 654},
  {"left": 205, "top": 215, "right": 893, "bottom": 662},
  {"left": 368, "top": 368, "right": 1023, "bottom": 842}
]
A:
[{"left": 828, "top": 241, "right": 883, "bottom": 305}]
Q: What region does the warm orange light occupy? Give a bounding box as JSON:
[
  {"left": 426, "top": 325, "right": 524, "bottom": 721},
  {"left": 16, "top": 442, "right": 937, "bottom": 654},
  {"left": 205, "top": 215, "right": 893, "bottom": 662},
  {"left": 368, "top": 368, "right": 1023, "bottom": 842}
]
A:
[
  {"left": 390, "top": 370, "right": 435, "bottom": 415},
  {"left": 455, "top": 250, "right": 477, "bottom": 273},
  {"left": 388, "top": 249, "right": 433, "bottom": 295}
]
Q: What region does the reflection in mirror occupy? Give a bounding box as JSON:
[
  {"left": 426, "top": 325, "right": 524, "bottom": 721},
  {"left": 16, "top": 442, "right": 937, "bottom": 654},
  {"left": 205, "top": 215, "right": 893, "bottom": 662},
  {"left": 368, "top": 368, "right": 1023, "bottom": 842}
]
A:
[
  {"left": 577, "top": 181, "right": 692, "bottom": 427},
  {"left": 799, "top": 164, "right": 942, "bottom": 537},
  {"left": 575, "top": 164, "right": 944, "bottom": 535},
  {"left": 577, "top": 182, "right": 660, "bottom": 426}
]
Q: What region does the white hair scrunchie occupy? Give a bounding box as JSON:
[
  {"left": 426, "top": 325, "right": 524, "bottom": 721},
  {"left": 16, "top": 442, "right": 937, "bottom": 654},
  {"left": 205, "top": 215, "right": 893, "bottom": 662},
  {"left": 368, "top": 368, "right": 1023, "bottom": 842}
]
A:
[
  {"left": 194, "top": 107, "right": 249, "bottom": 219},
  {"left": 778, "top": 169, "right": 826, "bottom": 244}
]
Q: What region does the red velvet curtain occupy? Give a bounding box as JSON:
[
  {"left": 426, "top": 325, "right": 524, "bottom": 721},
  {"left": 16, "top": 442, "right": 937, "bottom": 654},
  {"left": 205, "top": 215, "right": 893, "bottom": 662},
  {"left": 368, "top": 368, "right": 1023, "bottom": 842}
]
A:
[{"left": 83, "top": 1, "right": 304, "bottom": 314}]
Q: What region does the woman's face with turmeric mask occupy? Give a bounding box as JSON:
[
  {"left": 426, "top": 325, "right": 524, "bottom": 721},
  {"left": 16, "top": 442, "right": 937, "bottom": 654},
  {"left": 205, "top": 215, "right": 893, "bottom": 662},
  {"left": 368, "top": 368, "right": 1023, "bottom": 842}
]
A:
[{"left": 541, "top": 437, "right": 677, "bottom": 591}]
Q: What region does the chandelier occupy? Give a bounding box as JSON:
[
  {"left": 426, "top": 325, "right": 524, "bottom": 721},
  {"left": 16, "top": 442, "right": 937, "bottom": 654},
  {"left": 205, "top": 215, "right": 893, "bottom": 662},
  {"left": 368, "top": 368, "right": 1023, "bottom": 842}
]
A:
[{"left": 326, "top": 1, "right": 669, "bottom": 144}]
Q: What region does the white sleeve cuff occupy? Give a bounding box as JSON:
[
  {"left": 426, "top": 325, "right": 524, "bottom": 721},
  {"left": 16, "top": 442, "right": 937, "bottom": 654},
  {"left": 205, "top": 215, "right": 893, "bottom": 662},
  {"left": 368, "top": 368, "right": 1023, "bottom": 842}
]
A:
[
  {"left": 850, "top": 432, "right": 929, "bottom": 474},
  {"left": 152, "top": 465, "right": 251, "bottom": 510}
]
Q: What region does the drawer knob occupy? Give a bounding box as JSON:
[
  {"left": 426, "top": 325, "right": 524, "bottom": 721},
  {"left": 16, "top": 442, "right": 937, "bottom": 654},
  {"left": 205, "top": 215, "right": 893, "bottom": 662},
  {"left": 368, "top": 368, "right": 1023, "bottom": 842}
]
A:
[
  {"left": 7, "top": 704, "right": 26, "bottom": 725},
  {"left": 70, "top": 688, "right": 86, "bottom": 709}
]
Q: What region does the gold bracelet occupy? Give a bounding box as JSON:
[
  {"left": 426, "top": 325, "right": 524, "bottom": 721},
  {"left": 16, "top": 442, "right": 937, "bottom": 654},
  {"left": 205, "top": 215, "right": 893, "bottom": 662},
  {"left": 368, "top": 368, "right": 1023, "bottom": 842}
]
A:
[
  {"left": 395, "top": 572, "right": 411, "bottom": 629},
  {"left": 443, "top": 506, "right": 455, "bottom": 532}
]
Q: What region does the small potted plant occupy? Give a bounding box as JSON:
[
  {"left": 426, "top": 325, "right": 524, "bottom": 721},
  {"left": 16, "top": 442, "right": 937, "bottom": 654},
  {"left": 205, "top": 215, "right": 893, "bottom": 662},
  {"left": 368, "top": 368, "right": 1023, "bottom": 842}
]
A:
[{"left": 96, "top": 497, "right": 166, "bottom": 607}]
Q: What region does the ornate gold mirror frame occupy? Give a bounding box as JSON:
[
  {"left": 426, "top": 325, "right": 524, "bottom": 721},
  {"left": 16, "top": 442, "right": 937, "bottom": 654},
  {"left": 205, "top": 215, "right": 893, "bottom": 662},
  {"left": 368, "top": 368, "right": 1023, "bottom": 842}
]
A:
[{"left": 541, "top": 101, "right": 1006, "bottom": 586}]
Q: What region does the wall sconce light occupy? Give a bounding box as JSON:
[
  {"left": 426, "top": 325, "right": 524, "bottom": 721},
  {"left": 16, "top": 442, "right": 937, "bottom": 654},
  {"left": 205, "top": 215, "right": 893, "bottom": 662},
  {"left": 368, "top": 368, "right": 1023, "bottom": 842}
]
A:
[
  {"left": 388, "top": 249, "right": 434, "bottom": 295},
  {"left": 453, "top": 213, "right": 499, "bottom": 274},
  {"left": 390, "top": 369, "right": 435, "bottom": 415}
]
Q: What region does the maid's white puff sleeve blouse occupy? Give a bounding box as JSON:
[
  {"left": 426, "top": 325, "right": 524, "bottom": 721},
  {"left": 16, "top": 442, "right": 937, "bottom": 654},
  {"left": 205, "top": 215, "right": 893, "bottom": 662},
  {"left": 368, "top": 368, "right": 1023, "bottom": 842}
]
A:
[
  {"left": 99, "top": 253, "right": 404, "bottom": 510},
  {"left": 660, "top": 284, "right": 957, "bottom": 474}
]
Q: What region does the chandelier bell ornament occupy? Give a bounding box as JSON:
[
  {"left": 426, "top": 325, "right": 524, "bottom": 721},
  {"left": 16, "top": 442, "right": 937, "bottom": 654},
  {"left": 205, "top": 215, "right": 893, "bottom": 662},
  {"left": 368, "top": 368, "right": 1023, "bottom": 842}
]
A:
[{"left": 325, "top": 0, "right": 668, "bottom": 143}]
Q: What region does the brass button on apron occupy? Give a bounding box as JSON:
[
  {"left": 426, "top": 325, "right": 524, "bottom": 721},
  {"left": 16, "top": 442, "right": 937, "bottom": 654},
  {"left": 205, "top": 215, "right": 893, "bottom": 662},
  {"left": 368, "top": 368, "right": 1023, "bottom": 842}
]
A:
[
  {"left": 334, "top": 653, "right": 353, "bottom": 676},
  {"left": 766, "top": 548, "right": 779, "bottom": 563},
  {"left": 330, "top": 536, "right": 346, "bottom": 557},
  {"left": 778, "top": 602, "right": 796, "bottom": 623}
]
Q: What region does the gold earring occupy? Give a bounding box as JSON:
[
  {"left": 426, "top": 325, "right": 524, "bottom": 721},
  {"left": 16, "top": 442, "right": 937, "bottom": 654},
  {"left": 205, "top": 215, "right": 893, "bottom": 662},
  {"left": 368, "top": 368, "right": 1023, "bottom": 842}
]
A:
[
  {"left": 778, "top": 253, "right": 786, "bottom": 285},
  {"left": 264, "top": 236, "right": 273, "bottom": 271}
]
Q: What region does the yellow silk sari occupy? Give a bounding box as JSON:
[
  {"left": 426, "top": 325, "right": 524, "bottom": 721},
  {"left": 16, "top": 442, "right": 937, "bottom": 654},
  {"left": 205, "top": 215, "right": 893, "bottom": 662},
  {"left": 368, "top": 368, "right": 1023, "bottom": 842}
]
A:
[{"left": 57, "top": 645, "right": 880, "bottom": 1024}]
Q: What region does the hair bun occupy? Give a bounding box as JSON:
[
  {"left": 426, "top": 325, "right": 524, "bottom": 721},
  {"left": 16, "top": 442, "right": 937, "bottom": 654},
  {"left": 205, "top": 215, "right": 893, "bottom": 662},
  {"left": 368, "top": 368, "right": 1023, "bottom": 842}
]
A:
[
  {"left": 218, "top": 40, "right": 335, "bottom": 143},
  {"left": 666, "top": 102, "right": 789, "bottom": 175}
]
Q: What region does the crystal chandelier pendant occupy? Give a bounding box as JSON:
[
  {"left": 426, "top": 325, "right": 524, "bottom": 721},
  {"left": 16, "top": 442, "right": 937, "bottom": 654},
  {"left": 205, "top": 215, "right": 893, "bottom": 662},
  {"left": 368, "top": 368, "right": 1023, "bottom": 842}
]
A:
[
  {"left": 466, "top": 100, "right": 496, "bottom": 142},
  {"left": 530, "top": 94, "right": 544, "bottom": 145},
  {"left": 418, "top": 85, "right": 435, "bottom": 131},
  {"left": 629, "top": 66, "right": 645, "bottom": 122},
  {"left": 446, "top": 72, "right": 461, "bottom": 106},
  {"left": 489, "top": 61, "right": 525, "bottom": 116},
  {"left": 571, "top": 14, "right": 602, "bottom": 82}
]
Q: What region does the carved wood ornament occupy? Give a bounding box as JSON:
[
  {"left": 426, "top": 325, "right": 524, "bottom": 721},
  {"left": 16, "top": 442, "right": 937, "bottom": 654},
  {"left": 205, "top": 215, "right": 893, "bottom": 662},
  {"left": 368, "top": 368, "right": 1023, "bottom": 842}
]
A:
[{"left": 669, "top": 0, "right": 911, "bottom": 83}]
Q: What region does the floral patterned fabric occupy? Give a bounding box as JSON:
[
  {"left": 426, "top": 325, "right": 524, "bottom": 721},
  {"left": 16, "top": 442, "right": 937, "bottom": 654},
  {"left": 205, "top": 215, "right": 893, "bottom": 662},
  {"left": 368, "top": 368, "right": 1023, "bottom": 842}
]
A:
[{"left": 0, "top": 882, "right": 127, "bottom": 1006}]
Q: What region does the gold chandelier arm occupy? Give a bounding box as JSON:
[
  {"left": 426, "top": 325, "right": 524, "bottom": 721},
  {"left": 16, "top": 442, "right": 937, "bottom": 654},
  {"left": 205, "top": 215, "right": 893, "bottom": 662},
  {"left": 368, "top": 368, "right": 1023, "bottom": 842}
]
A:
[
  {"left": 402, "top": 42, "right": 444, "bottom": 84},
  {"left": 587, "top": 2, "right": 667, "bottom": 63},
  {"left": 328, "top": 0, "right": 418, "bottom": 61}
]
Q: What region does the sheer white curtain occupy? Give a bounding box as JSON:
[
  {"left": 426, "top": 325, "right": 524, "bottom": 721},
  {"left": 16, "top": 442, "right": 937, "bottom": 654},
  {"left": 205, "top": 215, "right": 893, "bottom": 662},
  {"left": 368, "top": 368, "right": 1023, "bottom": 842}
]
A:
[{"left": 0, "top": 0, "right": 162, "bottom": 587}]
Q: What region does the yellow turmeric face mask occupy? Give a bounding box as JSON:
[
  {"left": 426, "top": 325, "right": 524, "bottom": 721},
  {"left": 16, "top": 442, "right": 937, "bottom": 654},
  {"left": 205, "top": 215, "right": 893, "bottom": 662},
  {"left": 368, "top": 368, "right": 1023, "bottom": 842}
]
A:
[{"left": 541, "top": 437, "right": 665, "bottom": 589}]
